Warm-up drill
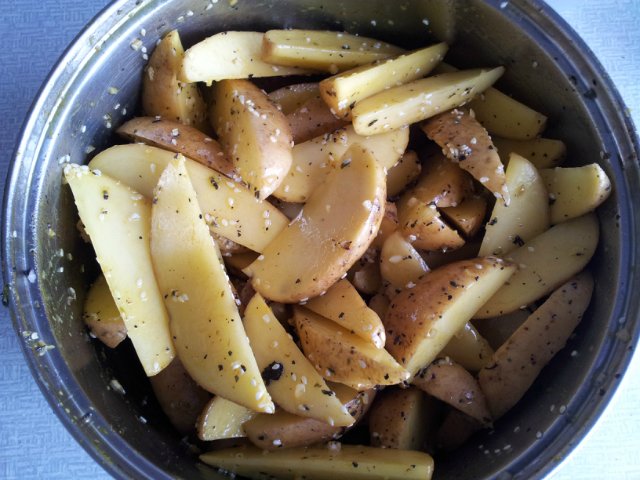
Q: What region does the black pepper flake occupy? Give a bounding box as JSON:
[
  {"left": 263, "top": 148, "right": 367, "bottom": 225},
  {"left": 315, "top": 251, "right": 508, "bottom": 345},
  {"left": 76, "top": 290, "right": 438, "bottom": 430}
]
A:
[
  {"left": 321, "top": 389, "right": 334, "bottom": 396},
  {"left": 513, "top": 235, "right": 525, "bottom": 246},
  {"left": 218, "top": 364, "right": 223, "bottom": 371},
  {"left": 209, "top": 177, "right": 219, "bottom": 189},
  {"left": 367, "top": 119, "right": 378, "bottom": 127},
  {"left": 261, "top": 361, "right": 284, "bottom": 385},
  {"left": 341, "top": 158, "right": 351, "bottom": 169},
  {"left": 352, "top": 462, "right": 359, "bottom": 468},
  {"left": 488, "top": 217, "right": 498, "bottom": 226},
  {"left": 102, "top": 190, "right": 109, "bottom": 200}
]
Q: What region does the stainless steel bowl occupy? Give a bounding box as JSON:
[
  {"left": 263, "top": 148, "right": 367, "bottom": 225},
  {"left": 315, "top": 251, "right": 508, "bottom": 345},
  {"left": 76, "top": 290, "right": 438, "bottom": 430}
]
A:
[{"left": 4, "top": 0, "right": 639, "bottom": 478}]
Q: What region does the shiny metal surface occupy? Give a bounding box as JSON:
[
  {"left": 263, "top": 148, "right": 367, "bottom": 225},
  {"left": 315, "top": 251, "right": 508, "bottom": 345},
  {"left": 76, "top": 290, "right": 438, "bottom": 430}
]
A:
[{"left": 2, "top": 0, "right": 638, "bottom": 479}]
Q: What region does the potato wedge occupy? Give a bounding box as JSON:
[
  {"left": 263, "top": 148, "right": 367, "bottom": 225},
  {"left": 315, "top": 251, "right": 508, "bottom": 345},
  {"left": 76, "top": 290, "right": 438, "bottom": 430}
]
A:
[
  {"left": 181, "top": 31, "right": 312, "bottom": 84},
  {"left": 116, "top": 117, "right": 235, "bottom": 178},
  {"left": 472, "top": 309, "right": 530, "bottom": 350},
  {"left": 352, "top": 67, "right": 504, "bottom": 136},
  {"left": 387, "top": 151, "right": 422, "bottom": 198},
  {"left": 349, "top": 257, "right": 383, "bottom": 296},
  {"left": 403, "top": 151, "right": 474, "bottom": 208},
  {"left": 244, "top": 384, "right": 374, "bottom": 450},
  {"left": 541, "top": 164, "right": 612, "bottom": 224},
  {"left": 319, "top": 43, "right": 448, "bottom": 119},
  {"left": 440, "top": 195, "right": 487, "bottom": 238},
  {"left": 273, "top": 125, "right": 408, "bottom": 203},
  {"left": 245, "top": 146, "right": 386, "bottom": 303},
  {"left": 369, "top": 387, "right": 431, "bottom": 450},
  {"left": 197, "top": 396, "right": 256, "bottom": 441},
  {"left": 83, "top": 273, "right": 126, "bottom": 348},
  {"left": 294, "top": 307, "right": 409, "bottom": 390},
  {"left": 63, "top": 164, "right": 174, "bottom": 376},
  {"left": 225, "top": 252, "right": 260, "bottom": 277},
  {"left": 380, "top": 231, "right": 429, "bottom": 291},
  {"left": 475, "top": 213, "right": 599, "bottom": 318},
  {"left": 371, "top": 202, "right": 399, "bottom": 250},
  {"left": 413, "top": 359, "right": 492, "bottom": 424},
  {"left": 469, "top": 87, "right": 547, "bottom": 140},
  {"left": 368, "top": 293, "right": 391, "bottom": 320},
  {"left": 262, "top": 30, "right": 403, "bottom": 73},
  {"left": 305, "top": 279, "right": 386, "bottom": 349},
  {"left": 150, "top": 357, "right": 211, "bottom": 435},
  {"left": 200, "top": 444, "right": 434, "bottom": 480},
  {"left": 244, "top": 294, "right": 353, "bottom": 426},
  {"left": 421, "top": 239, "right": 480, "bottom": 270},
  {"left": 479, "top": 272, "right": 594, "bottom": 418},
  {"left": 478, "top": 153, "right": 549, "bottom": 257},
  {"left": 142, "top": 30, "right": 207, "bottom": 130},
  {"left": 268, "top": 83, "right": 319, "bottom": 114},
  {"left": 422, "top": 108, "right": 508, "bottom": 203},
  {"left": 493, "top": 136, "right": 566, "bottom": 169},
  {"left": 397, "top": 201, "right": 465, "bottom": 252},
  {"left": 384, "top": 257, "right": 516, "bottom": 377},
  {"left": 441, "top": 322, "right": 494, "bottom": 372},
  {"left": 436, "top": 409, "right": 482, "bottom": 452},
  {"left": 210, "top": 79, "right": 293, "bottom": 199},
  {"left": 150, "top": 157, "right": 272, "bottom": 412},
  {"left": 89, "top": 144, "right": 288, "bottom": 253},
  {"left": 287, "top": 96, "right": 348, "bottom": 143}
]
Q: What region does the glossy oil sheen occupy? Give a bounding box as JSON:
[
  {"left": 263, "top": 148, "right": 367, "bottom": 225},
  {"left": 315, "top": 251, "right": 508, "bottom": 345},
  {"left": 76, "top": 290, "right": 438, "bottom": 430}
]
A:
[{"left": 3, "top": 0, "right": 639, "bottom": 479}]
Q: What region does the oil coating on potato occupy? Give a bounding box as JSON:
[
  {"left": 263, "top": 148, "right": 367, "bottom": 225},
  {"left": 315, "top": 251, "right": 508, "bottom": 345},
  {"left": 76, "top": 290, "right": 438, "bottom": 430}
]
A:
[
  {"left": 245, "top": 146, "right": 386, "bottom": 303},
  {"left": 441, "top": 322, "right": 494, "bottom": 372},
  {"left": 210, "top": 79, "right": 293, "bottom": 199},
  {"left": 384, "top": 257, "right": 516, "bottom": 377}
]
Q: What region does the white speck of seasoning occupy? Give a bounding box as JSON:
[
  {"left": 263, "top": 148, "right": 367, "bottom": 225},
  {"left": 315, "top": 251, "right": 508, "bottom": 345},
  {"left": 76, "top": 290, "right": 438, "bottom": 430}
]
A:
[
  {"left": 295, "top": 383, "right": 305, "bottom": 397},
  {"left": 130, "top": 38, "right": 143, "bottom": 51},
  {"left": 571, "top": 350, "right": 578, "bottom": 357},
  {"left": 532, "top": 61, "right": 539, "bottom": 68},
  {"left": 370, "top": 19, "right": 377, "bottom": 26},
  {"left": 536, "top": 431, "right": 543, "bottom": 439},
  {"left": 559, "top": 405, "right": 567, "bottom": 414},
  {"left": 362, "top": 200, "right": 373, "bottom": 210},
  {"left": 500, "top": 1, "right": 509, "bottom": 8},
  {"left": 422, "top": 18, "right": 430, "bottom": 26},
  {"left": 406, "top": 281, "right": 416, "bottom": 289},
  {"left": 479, "top": 176, "right": 489, "bottom": 184},
  {"left": 129, "top": 213, "right": 141, "bottom": 222},
  {"left": 271, "top": 340, "right": 278, "bottom": 348},
  {"left": 108, "top": 86, "right": 119, "bottom": 95},
  {"left": 27, "top": 270, "right": 37, "bottom": 283},
  {"left": 389, "top": 255, "right": 402, "bottom": 264},
  {"left": 262, "top": 314, "right": 271, "bottom": 323},
  {"left": 272, "top": 439, "right": 282, "bottom": 446},
  {"left": 110, "top": 379, "right": 126, "bottom": 395},
  {"left": 358, "top": 360, "right": 367, "bottom": 369},
  {"left": 57, "top": 154, "right": 71, "bottom": 165}
]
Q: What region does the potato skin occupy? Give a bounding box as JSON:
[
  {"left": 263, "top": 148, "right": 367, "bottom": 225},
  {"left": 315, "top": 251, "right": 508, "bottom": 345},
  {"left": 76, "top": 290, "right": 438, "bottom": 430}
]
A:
[{"left": 478, "top": 272, "right": 594, "bottom": 419}]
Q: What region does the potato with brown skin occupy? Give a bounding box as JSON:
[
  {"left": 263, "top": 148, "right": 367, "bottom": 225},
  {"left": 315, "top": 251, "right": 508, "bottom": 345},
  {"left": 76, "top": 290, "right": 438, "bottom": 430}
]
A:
[
  {"left": 422, "top": 108, "right": 509, "bottom": 203},
  {"left": 384, "top": 257, "right": 516, "bottom": 377},
  {"left": 440, "top": 195, "right": 487, "bottom": 239},
  {"left": 294, "top": 307, "right": 409, "bottom": 390},
  {"left": 478, "top": 272, "right": 594, "bottom": 419},
  {"left": 149, "top": 357, "right": 211, "bottom": 435},
  {"left": 83, "top": 274, "right": 126, "bottom": 348},
  {"left": 387, "top": 150, "right": 422, "bottom": 197},
  {"left": 210, "top": 79, "right": 293, "bottom": 199},
  {"left": 397, "top": 200, "right": 465, "bottom": 252},
  {"left": 413, "top": 359, "right": 492, "bottom": 425},
  {"left": 244, "top": 385, "right": 375, "bottom": 450},
  {"left": 142, "top": 30, "right": 207, "bottom": 131},
  {"left": 116, "top": 117, "right": 236, "bottom": 179},
  {"left": 287, "top": 95, "right": 348, "bottom": 143},
  {"left": 244, "top": 146, "right": 386, "bottom": 303},
  {"left": 368, "top": 387, "right": 432, "bottom": 450}
]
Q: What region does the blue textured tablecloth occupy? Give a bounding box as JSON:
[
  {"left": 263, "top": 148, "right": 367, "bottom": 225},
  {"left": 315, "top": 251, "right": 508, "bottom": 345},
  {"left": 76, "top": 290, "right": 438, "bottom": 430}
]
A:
[{"left": 0, "top": 1, "right": 638, "bottom": 478}]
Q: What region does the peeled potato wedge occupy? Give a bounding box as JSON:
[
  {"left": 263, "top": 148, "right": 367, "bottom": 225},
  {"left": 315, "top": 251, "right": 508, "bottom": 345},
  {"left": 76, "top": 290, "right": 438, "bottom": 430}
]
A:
[
  {"left": 413, "top": 359, "right": 492, "bottom": 424},
  {"left": 319, "top": 43, "right": 448, "bottom": 119},
  {"left": 441, "top": 322, "right": 494, "bottom": 372},
  {"left": 475, "top": 213, "right": 599, "bottom": 319},
  {"left": 150, "top": 157, "right": 272, "bottom": 412},
  {"left": 244, "top": 293, "right": 353, "bottom": 426},
  {"left": 200, "top": 444, "right": 434, "bottom": 480},
  {"left": 294, "top": 307, "right": 409, "bottom": 390},
  {"left": 371, "top": 202, "right": 399, "bottom": 250},
  {"left": 479, "top": 153, "right": 549, "bottom": 257},
  {"left": 243, "top": 384, "right": 374, "bottom": 450},
  {"left": 368, "top": 293, "right": 391, "bottom": 320},
  {"left": 210, "top": 79, "right": 293, "bottom": 199},
  {"left": 116, "top": 117, "right": 235, "bottom": 178},
  {"left": 349, "top": 257, "right": 383, "bottom": 296},
  {"left": 181, "top": 31, "right": 312, "bottom": 84},
  {"left": 64, "top": 164, "right": 174, "bottom": 376},
  {"left": 440, "top": 195, "right": 487, "bottom": 239},
  {"left": 422, "top": 108, "right": 508, "bottom": 203},
  {"left": 387, "top": 150, "right": 422, "bottom": 197},
  {"left": 469, "top": 87, "right": 547, "bottom": 140},
  {"left": 262, "top": 30, "right": 403, "bottom": 73},
  {"left": 150, "top": 357, "right": 211, "bottom": 435},
  {"left": 245, "top": 146, "right": 386, "bottom": 303},
  {"left": 273, "top": 125, "right": 408, "bottom": 203},
  {"left": 352, "top": 67, "right": 504, "bottom": 136},
  {"left": 89, "top": 144, "right": 288, "bottom": 253},
  {"left": 479, "top": 272, "right": 594, "bottom": 418},
  {"left": 305, "top": 279, "right": 386, "bottom": 349},
  {"left": 142, "top": 30, "right": 207, "bottom": 130},
  {"left": 380, "top": 231, "right": 429, "bottom": 291},
  {"left": 397, "top": 200, "right": 465, "bottom": 252},
  {"left": 287, "top": 95, "right": 348, "bottom": 143},
  {"left": 540, "top": 164, "right": 612, "bottom": 224},
  {"left": 369, "top": 387, "right": 432, "bottom": 450},
  {"left": 384, "top": 257, "right": 516, "bottom": 377},
  {"left": 268, "top": 83, "right": 320, "bottom": 114},
  {"left": 493, "top": 136, "right": 566, "bottom": 169},
  {"left": 197, "top": 396, "right": 256, "bottom": 441},
  {"left": 83, "top": 273, "right": 127, "bottom": 348}
]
